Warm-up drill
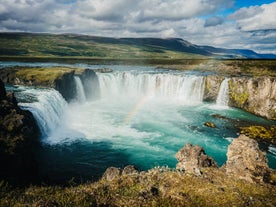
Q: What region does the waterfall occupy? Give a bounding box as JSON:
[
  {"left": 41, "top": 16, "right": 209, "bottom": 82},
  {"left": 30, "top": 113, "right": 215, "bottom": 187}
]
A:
[
  {"left": 74, "top": 76, "right": 86, "bottom": 103},
  {"left": 216, "top": 78, "right": 229, "bottom": 106},
  {"left": 97, "top": 72, "right": 205, "bottom": 104},
  {"left": 19, "top": 88, "right": 67, "bottom": 137}
]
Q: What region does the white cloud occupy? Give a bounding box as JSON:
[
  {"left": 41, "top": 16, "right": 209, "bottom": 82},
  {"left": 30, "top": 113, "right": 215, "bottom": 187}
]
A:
[
  {"left": 0, "top": 0, "right": 275, "bottom": 54},
  {"left": 230, "top": 2, "right": 276, "bottom": 31}
]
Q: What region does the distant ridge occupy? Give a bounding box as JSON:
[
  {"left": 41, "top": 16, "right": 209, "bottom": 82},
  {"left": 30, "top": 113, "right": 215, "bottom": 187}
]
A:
[{"left": 0, "top": 32, "right": 275, "bottom": 59}]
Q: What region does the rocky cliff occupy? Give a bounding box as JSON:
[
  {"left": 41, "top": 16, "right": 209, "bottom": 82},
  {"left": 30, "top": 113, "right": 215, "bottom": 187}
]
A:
[
  {"left": 204, "top": 75, "right": 276, "bottom": 120},
  {"left": 228, "top": 77, "right": 276, "bottom": 120},
  {"left": 0, "top": 67, "right": 99, "bottom": 102},
  {"left": 0, "top": 79, "right": 40, "bottom": 184}
]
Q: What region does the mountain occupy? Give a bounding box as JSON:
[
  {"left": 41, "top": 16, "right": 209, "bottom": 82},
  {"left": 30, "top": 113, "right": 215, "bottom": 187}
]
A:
[{"left": 0, "top": 32, "right": 275, "bottom": 59}]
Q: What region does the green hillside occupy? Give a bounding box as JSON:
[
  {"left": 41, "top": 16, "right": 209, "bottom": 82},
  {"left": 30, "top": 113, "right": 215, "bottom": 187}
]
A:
[{"left": 0, "top": 33, "right": 205, "bottom": 59}]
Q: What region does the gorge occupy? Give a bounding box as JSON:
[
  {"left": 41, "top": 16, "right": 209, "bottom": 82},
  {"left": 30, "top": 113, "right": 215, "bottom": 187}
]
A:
[{"left": 0, "top": 62, "right": 275, "bottom": 184}]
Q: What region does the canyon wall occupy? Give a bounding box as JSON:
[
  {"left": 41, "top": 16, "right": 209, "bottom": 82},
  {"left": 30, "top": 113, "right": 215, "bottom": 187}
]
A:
[{"left": 204, "top": 75, "right": 276, "bottom": 120}]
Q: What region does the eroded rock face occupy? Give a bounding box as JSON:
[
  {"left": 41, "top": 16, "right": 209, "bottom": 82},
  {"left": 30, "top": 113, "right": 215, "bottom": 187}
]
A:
[
  {"left": 225, "top": 135, "right": 270, "bottom": 183},
  {"left": 203, "top": 75, "right": 224, "bottom": 102},
  {"left": 175, "top": 143, "right": 217, "bottom": 175},
  {"left": 229, "top": 77, "right": 276, "bottom": 120},
  {"left": 78, "top": 69, "right": 99, "bottom": 100}
]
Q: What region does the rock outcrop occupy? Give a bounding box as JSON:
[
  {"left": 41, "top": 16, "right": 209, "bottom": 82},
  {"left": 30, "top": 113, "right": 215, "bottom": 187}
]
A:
[
  {"left": 102, "top": 165, "right": 139, "bottom": 181},
  {"left": 204, "top": 75, "right": 224, "bottom": 102},
  {"left": 175, "top": 143, "right": 218, "bottom": 175},
  {"left": 225, "top": 134, "right": 270, "bottom": 183},
  {"left": 78, "top": 69, "right": 100, "bottom": 100},
  {"left": 0, "top": 79, "right": 40, "bottom": 184},
  {"left": 0, "top": 67, "right": 99, "bottom": 102},
  {"left": 228, "top": 77, "right": 276, "bottom": 120}
]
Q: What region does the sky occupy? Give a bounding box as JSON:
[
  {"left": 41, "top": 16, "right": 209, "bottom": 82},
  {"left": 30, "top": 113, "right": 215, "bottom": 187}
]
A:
[{"left": 0, "top": 0, "right": 276, "bottom": 54}]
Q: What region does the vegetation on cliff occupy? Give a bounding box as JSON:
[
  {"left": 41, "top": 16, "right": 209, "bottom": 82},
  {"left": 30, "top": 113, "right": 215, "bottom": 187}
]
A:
[{"left": 240, "top": 126, "right": 276, "bottom": 144}]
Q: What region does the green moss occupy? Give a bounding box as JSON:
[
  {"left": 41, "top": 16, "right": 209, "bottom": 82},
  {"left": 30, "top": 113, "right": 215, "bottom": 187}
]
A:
[
  {"left": 229, "top": 80, "right": 249, "bottom": 107},
  {"left": 239, "top": 125, "right": 276, "bottom": 144}
]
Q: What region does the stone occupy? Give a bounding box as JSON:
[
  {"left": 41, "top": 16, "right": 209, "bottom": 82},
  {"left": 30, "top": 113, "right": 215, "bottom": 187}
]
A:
[
  {"left": 176, "top": 143, "right": 217, "bottom": 175},
  {"left": 122, "top": 165, "right": 139, "bottom": 176},
  {"left": 228, "top": 77, "right": 276, "bottom": 120},
  {"left": 102, "top": 167, "right": 121, "bottom": 181},
  {"left": 225, "top": 135, "right": 270, "bottom": 183},
  {"left": 204, "top": 122, "right": 216, "bottom": 128}
]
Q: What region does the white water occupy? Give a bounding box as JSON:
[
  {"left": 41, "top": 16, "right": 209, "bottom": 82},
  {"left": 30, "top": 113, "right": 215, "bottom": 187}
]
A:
[
  {"left": 74, "top": 76, "right": 86, "bottom": 103},
  {"left": 19, "top": 88, "right": 67, "bottom": 137},
  {"left": 7, "top": 67, "right": 275, "bottom": 176},
  {"left": 98, "top": 72, "right": 205, "bottom": 104},
  {"left": 216, "top": 78, "right": 229, "bottom": 107}
]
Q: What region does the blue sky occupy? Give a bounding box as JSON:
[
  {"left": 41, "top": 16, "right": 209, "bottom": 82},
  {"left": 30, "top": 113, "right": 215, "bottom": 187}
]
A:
[{"left": 0, "top": 0, "right": 276, "bottom": 54}]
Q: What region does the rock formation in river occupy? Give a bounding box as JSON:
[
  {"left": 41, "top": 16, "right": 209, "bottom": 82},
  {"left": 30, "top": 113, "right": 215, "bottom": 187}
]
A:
[
  {"left": 175, "top": 143, "right": 218, "bottom": 175},
  {"left": 225, "top": 134, "right": 270, "bottom": 183},
  {"left": 204, "top": 75, "right": 224, "bottom": 102}
]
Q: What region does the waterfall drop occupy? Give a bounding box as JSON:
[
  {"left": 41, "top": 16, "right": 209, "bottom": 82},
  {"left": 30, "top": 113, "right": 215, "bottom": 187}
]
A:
[
  {"left": 216, "top": 78, "right": 229, "bottom": 106},
  {"left": 19, "top": 88, "right": 67, "bottom": 137},
  {"left": 74, "top": 76, "right": 86, "bottom": 103},
  {"left": 97, "top": 72, "right": 205, "bottom": 104}
]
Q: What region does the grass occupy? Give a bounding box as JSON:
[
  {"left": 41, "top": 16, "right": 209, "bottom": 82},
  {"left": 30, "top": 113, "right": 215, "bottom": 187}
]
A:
[
  {"left": 0, "top": 67, "right": 85, "bottom": 87},
  {"left": 1, "top": 168, "right": 275, "bottom": 206}
]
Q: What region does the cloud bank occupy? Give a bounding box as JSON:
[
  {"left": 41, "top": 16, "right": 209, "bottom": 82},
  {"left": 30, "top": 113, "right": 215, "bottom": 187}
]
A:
[{"left": 0, "top": 0, "right": 275, "bottom": 54}]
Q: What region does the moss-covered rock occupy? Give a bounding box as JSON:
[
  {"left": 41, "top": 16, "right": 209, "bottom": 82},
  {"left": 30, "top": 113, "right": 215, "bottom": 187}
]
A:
[
  {"left": 228, "top": 77, "right": 276, "bottom": 120},
  {"left": 204, "top": 122, "right": 216, "bottom": 128},
  {"left": 239, "top": 125, "right": 276, "bottom": 144}
]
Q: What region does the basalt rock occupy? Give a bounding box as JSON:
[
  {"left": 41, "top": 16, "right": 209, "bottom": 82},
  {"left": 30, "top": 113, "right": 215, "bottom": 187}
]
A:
[
  {"left": 225, "top": 134, "right": 270, "bottom": 183},
  {"left": 78, "top": 69, "right": 100, "bottom": 100},
  {"left": 175, "top": 143, "right": 218, "bottom": 175},
  {"left": 54, "top": 71, "right": 77, "bottom": 102},
  {"left": 203, "top": 75, "right": 224, "bottom": 102},
  {"left": 228, "top": 77, "right": 276, "bottom": 120},
  {"left": 0, "top": 80, "right": 40, "bottom": 184}
]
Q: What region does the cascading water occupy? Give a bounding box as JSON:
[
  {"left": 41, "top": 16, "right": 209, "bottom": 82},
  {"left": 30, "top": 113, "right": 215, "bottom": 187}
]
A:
[
  {"left": 98, "top": 72, "right": 206, "bottom": 104},
  {"left": 216, "top": 78, "right": 229, "bottom": 107},
  {"left": 5, "top": 64, "right": 275, "bottom": 184},
  {"left": 18, "top": 88, "right": 67, "bottom": 137},
  {"left": 74, "top": 76, "right": 86, "bottom": 103}
]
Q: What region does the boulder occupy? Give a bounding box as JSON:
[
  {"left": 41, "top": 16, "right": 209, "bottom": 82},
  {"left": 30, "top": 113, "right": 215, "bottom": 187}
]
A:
[
  {"left": 102, "top": 167, "right": 121, "bottom": 181},
  {"left": 122, "top": 165, "right": 139, "bottom": 176},
  {"left": 204, "top": 122, "right": 216, "bottom": 128},
  {"left": 176, "top": 143, "right": 217, "bottom": 175},
  {"left": 225, "top": 135, "right": 270, "bottom": 183}
]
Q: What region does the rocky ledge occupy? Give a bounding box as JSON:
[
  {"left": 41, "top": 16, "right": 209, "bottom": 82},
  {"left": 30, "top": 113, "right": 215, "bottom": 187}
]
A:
[
  {"left": 204, "top": 75, "right": 276, "bottom": 120},
  {"left": 0, "top": 66, "right": 99, "bottom": 102},
  {"left": 0, "top": 80, "right": 40, "bottom": 183}
]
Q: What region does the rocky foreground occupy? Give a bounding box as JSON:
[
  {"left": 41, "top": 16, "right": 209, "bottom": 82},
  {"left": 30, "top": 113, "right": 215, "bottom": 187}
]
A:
[{"left": 1, "top": 135, "right": 275, "bottom": 207}]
